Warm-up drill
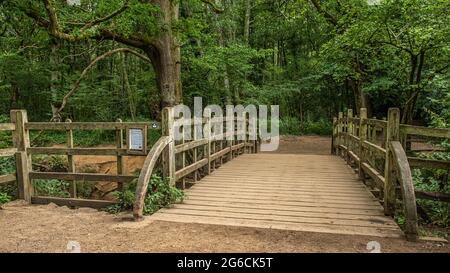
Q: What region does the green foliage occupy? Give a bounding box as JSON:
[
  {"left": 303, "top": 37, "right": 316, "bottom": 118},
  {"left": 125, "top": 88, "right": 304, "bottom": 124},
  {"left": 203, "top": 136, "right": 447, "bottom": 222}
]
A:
[
  {"left": 0, "top": 157, "right": 15, "bottom": 175},
  {"left": 413, "top": 168, "right": 450, "bottom": 227},
  {"left": 33, "top": 179, "right": 70, "bottom": 198},
  {"left": 0, "top": 115, "right": 12, "bottom": 149},
  {"left": 279, "top": 117, "right": 301, "bottom": 135},
  {"left": 0, "top": 192, "right": 11, "bottom": 205},
  {"left": 0, "top": 157, "right": 16, "bottom": 203},
  {"left": 279, "top": 117, "right": 332, "bottom": 136},
  {"left": 107, "top": 175, "right": 184, "bottom": 215},
  {"left": 29, "top": 155, "right": 70, "bottom": 197},
  {"left": 302, "top": 119, "right": 332, "bottom": 136}
]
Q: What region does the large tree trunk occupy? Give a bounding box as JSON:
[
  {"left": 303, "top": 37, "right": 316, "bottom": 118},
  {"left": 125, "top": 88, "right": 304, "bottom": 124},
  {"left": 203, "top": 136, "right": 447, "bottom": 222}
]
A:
[{"left": 147, "top": 0, "right": 182, "bottom": 108}]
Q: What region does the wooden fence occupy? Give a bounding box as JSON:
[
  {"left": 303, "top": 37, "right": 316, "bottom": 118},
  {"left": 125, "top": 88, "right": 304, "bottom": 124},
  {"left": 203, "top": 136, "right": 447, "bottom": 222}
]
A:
[
  {"left": 0, "top": 118, "right": 17, "bottom": 193},
  {"left": 1, "top": 110, "right": 160, "bottom": 208},
  {"left": 1, "top": 108, "right": 260, "bottom": 215},
  {"left": 332, "top": 108, "right": 450, "bottom": 240},
  {"left": 133, "top": 107, "right": 259, "bottom": 218}
]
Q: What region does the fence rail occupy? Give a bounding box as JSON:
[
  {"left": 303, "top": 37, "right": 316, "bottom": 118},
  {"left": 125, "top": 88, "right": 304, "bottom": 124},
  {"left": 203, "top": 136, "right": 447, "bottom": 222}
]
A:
[
  {"left": 0, "top": 119, "right": 17, "bottom": 188},
  {"left": 133, "top": 107, "right": 260, "bottom": 218},
  {"left": 332, "top": 107, "right": 450, "bottom": 241},
  {"left": 0, "top": 110, "right": 164, "bottom": 208},
  {"left": 1, "top": 108, "right": 261, "bottom": 212}
]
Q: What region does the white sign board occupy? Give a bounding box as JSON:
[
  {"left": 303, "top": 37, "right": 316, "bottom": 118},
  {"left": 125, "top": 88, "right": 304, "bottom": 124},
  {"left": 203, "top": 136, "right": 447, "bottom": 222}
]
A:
[{"left": 129, "top": 128, "right": 144, "bottom": 150}]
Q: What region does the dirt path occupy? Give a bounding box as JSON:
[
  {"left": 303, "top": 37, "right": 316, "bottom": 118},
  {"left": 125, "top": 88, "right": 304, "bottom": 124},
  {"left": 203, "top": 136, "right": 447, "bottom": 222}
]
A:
[
  {"left": 0, "top": 136, "right": 448, "bottom": 253},
  {"left": 264, "top": 135, "right": 332, "bottom": 155},
  {"left": 0, "top": 200, "right": 448, "bottom": 253}
]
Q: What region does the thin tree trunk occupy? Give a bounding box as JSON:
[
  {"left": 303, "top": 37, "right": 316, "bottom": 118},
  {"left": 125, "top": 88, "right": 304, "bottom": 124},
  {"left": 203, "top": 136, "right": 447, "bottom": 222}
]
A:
[
  {"left": 243, "top": 0, "right": 251, "bottom": 44},
  {"left": 121, "top": 53, "right": 137, "bottom": 121}
]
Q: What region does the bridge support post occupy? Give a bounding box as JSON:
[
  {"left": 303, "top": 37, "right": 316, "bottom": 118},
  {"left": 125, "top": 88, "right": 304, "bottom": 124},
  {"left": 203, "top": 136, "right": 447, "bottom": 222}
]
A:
[
  {"left": 162, "top": 107, "right": 175, "bottom": 185},
  {"left": 337, "top": 112, "right": 343, "bottom": 156},
  {"left": 346, "top": 109, "right": 353, "bottom": 164},
  {"left": 205, "top": 109, "right": 212, "bottom": 174},
  {"left": 358, "top": 108, "right": 367, "bottom": 180},
  {"left": 384, "top": 108, "right": 400, "bottom": 216},
  {"left": 10, "top": 110, "right": 32, "bottom": 203},
  {"left": 331, "top": 117, "right": 337, "bottom": 155}
]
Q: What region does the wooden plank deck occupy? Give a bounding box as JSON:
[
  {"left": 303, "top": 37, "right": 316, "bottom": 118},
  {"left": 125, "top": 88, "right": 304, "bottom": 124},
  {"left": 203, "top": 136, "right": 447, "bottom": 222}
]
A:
[{"left": 151, "top": 154, "right": 404, "bottom": 238}]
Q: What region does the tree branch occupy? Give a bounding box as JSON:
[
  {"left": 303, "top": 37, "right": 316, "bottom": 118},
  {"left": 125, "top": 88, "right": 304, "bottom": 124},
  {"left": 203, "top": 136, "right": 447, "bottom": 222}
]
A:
[
  {"left": 201, "top": 0, "right": 224, "bottom": 14},
  {"left": 378, "top": 40, "right": 413, "bottom": 55},
  {"left": 17, "top": 1, "right": 147, "bottom": 49},
  {"left": 80, "top": 1, "right": 129, "bottom": 32},
  {"left": 309, "top": 0, "right": 338, "bottom": 26},
  {"left": 52, "top": 48, "right": 151, "bottom": 120}
]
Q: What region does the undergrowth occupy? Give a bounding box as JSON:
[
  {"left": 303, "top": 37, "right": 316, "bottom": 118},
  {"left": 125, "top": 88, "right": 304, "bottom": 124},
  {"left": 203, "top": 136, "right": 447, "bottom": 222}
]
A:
[
  {"left": 279, "top": 117, "right": 331, "bottom": 136},
  {"left": 106, "top": 175, "right": 184, "bottom": 215}
]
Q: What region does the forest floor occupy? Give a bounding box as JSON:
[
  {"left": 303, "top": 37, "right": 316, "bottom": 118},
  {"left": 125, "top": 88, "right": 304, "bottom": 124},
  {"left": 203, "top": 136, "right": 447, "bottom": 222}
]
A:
[{"left": 0, "top": 135, "right": 449, "bottom": 253}]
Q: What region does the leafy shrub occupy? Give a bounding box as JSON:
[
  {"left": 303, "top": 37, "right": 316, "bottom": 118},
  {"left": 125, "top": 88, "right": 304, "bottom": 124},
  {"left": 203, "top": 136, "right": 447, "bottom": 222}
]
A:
[
  {"left": 0, "top": 192, "right": 11, "bottom": 205},
  {"left": 302, "top": 119, "right": 332, "bottom": 135},
  {"left": 107, "top": 175, "right": 184, "bottom": 215},
  {"left": 279, "top": 117, "right": 301, "bottom": 135},
  {"left": 279, "top": 117, "right": 332, "bottom": 136},
  {"left": 0, "top": 156, "right": 16, "bottom": 203},
  {"left": 0, "top": 157, "right": 15, "bottom": 175},
  {"left": 33, "top": 179, "right": 70, "bottom": 198},
  {"left": 411, "top": 152, "right": 450, "bottom": 228}
]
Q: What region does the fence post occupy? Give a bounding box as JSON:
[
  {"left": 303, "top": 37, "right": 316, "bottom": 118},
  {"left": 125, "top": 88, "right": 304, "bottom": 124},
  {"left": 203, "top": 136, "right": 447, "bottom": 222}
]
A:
[
  {"left": 228, "top": 114, "right": 233, "bottom": 160},
  {"left": 205, "top": 109, "right": 212, "bottom": 175},
  {"left": 337, "top": 112, "right": 343, "bottom": 156},
  {"left": 331, "top": 117, "right": 336, "bottom": 155},
  {"left": 346, "top": 109, "right": 353, "bottom": 163},
  {"left": 193, "top": 116, "right": 199, "bottom": 182},
  {"left": 162, "top": 107, "right": 175, "bottom": 185},
  {"left": 66, "top": 119, "right": 77, "bottom": 198},
  {"left": 116, "top": 119, "right": 124, "bottom": 192},
  {"left": 384, "top": 108, "right": 400, "bottom": 216},
  {"left": 10, "top": 110, "right": 32, "bottom": 203},
  {"left": 358, "top": 108, "right": 367, "bottom": 180},
  {"left": 181, "top": 115, "right": 186, "bottom": 189},
  {"left": 241, "top": 111, "right": 247, "bottom": 155}
]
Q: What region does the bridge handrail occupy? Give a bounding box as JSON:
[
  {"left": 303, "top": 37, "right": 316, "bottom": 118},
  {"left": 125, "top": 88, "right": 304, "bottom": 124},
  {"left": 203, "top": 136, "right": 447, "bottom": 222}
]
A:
[
  {"left": 332, "top": 107, "right": 450, "bottom": 241},
  {"left": 133, "top": 136, "right": 171, "bottom": 219},
  {"left": 389, "top": 141, "right": 418, "bottom": 241}
]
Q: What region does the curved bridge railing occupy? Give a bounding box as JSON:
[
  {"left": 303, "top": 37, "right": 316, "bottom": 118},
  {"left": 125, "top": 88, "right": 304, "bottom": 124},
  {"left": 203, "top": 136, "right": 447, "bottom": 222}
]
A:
[
  {"left": 133, "top": 107, "right": 260, "bottom": 219},
  {"left": 332, "top": 107, "right": 450, "bottom": 241}
]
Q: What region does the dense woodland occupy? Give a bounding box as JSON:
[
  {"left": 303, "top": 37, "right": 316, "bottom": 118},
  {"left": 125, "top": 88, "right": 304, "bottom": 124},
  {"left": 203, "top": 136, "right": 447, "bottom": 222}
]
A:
[
  {"left": 0, "top": 1, "right": 449, "bottom": 232},
  {"left": 0, "top": 0, "right": 448, "bottom": 131}
]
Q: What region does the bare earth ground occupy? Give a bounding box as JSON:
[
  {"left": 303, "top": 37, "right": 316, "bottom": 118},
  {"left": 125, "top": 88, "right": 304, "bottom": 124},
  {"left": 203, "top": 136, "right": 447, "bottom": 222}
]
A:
[{"left": 0, "top": 135, "right": 449, "bottom": 253}]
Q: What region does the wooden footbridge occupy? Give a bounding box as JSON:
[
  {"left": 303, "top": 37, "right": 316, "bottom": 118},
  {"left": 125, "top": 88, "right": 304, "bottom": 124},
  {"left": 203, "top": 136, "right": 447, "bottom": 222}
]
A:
[
  {"left": 151, "top": 153, "right": 403, "bottom": 238},
  {"left": 1, "top": 108, "right": 449, "bottom": 241}
]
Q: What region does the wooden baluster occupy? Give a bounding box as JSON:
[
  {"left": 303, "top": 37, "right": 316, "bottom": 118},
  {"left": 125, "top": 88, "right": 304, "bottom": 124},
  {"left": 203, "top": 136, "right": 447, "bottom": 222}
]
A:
[
  {"left": 162, "top": 107, "right": 175, "bottom": 185},
  {"left": 193, "top": 117, "right": 198, "bottom": 182},
  {"left": 346, "top": 109, "right": 353, "bottom": 163},
  {"left": 228, "top": 115, "right": 233, "bottom": 160},
  {"left": 384, "top": 108, "right": 400, "bottom": 216},
  {"left": 338, "top": 112, "right": 343, "bottom": 156},
  {"left": 219, "top": 117, "right": 224, "bottom": 165},
  {"left": 205, "top": 109, "right": 212, "bottom": 175},
  {"left": 358, "top": 108, "right": 367, "bottom": 180},
  {"left": 181, "top": 117, "right": 186, "bottom": 189}
]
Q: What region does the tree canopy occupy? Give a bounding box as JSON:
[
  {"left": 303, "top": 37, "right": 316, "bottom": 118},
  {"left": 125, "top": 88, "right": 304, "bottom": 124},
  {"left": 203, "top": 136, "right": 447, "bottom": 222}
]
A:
[{"left": 0, "top": 0, "right": 448, "bottom": 129}]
